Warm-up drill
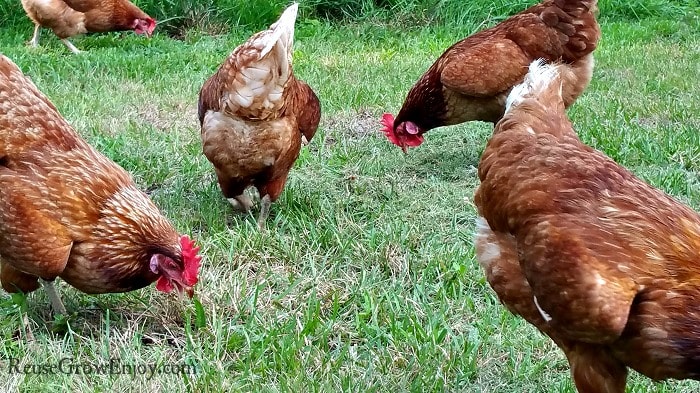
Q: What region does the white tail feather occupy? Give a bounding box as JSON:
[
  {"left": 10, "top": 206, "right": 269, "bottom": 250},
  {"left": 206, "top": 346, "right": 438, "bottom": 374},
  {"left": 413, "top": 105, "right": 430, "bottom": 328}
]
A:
[
  {"left": 259, "top": 3, "right": 298, "bottom": 59},
  {"left": 226, "top": 3, "right": 299, "bottom": 111},
  {"left": 505, "top": 59, "right": 562, "bottom": 113}
]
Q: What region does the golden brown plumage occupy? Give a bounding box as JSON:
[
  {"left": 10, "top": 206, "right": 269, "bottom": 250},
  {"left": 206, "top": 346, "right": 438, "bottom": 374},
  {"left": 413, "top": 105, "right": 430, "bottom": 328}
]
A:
[
  {"left": 21, "top": 0, "right": 156, "bottom": 53},
  {"left": 381, "top": 0, "right": 599, "bottom": 152},
  {"left": 474, "top": 61, "right": 700, "bottom": 392},
  {"left": 0, "top": 55, "right": 200, "bottom": 314},
  {"left": 198, "top": 3, "right": 321, "bottom": 229}
]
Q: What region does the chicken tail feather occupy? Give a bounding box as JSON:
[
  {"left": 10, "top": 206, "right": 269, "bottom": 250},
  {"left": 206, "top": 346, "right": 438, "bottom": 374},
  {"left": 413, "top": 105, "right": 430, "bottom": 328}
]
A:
[
  {"left": 213, "top": 3, "right": 300, "bottom": 119},
  {"left": 505, "top": 59, "right": 563, "bottom": 113},
  {"left": 261, "top": 2, "right": 298, "bottom": 59}
]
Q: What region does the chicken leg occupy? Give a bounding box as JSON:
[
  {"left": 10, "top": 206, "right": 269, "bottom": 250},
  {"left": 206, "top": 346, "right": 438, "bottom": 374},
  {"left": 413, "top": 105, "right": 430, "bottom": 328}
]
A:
[
  {"left": 566, "top": 343, "right": 628, "bottom": 393},
  {"left": 22, "top": 313, "right": 36, "bottom": 342},
  {"left": 28, "top": 25, "right": 40, "bottom": 47},
  {"left": 257, "top": 194, "right": 272, "bottom": 230},
  {"left": 61, "top": 39, "right": 82, "bottom": 54},
  {"left": 40, "top": 279, "right": 67, "bottom": 315}
]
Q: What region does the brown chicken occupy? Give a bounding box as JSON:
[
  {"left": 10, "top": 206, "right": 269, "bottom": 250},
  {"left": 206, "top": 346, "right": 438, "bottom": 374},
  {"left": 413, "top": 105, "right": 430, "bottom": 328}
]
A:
[
  {"left": 0, "top": 55, "right": 201, "bottom": 315},
  {"left": 380, "top": 0, "right": 599, "bottom": 152},
  {"left": 474, "top": 60, "right": 700, "bottom": 392},
  {"left": 198, "top": 2, "right": 321, "bottom": 229},
  {"left": 21, "top": 0, "right": 156, "bottom": 54}
]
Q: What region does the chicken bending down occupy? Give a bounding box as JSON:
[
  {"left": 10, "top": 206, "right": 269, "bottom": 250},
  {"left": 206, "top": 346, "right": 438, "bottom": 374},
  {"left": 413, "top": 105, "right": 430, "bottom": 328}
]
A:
[
  {"left": 474, "top": 60, "right": 700, "bottom": 392},
  {"left": 0, "top": 55, "right": 201, "bottom": 315},
  {"left": 380, "top": 0, "right": 599, "bottom": 152},
  {"left": 21, "top": 0, "right": 156, "bottom": 54},
  {"left": 198, "top": 3, "right": 320, "bottom": 230}
]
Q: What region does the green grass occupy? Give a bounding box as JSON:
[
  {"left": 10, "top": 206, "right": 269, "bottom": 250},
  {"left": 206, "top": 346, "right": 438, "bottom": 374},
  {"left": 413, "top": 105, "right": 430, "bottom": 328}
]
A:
[
  {"left": 0, "top": 7, "right": 699, "bottom": 393},
  {"left": 5, "top": 0, "right": 697, "bottom": 33}
]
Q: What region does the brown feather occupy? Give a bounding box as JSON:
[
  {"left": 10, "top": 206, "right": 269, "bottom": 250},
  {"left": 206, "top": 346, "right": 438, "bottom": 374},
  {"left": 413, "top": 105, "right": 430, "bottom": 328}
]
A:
[
  {"left": 474, "top": 61, "right": 700, "bottom": 391},
  {"left": 388, "top": 0, "right": 599, "bottom": 151},
  {"left": 198, "top": 4, "right": 321, "bottom": 211},
  {"left": 21, "top": 0, "right": 153, "bottom": 41},
  {"left": 0, "top": 55, "right": 184, "bottom": 296}
]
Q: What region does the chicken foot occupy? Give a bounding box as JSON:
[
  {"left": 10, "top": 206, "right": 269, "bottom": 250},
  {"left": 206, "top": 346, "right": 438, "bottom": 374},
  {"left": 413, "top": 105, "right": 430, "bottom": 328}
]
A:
[
  {"left": 40, "top": 279, "right": 67, "bottom": 315},
  {"left": 257, "top": 195, "right": 272, "bottom": 230},
  {"left": 227, "top": 195, "right": 253, "bottom": 212}
]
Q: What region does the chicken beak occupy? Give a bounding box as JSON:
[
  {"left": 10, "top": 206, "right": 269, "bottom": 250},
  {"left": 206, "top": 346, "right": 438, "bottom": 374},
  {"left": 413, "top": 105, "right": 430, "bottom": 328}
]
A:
[
  {"left": 301, "top": 135, "right": 309, "bottom": 146},
  {"left": 185, "top": 287, "right": 194, "bottom": 298},
  {"left": 401, "top": 145, "right": 408, "bottom": 154}
]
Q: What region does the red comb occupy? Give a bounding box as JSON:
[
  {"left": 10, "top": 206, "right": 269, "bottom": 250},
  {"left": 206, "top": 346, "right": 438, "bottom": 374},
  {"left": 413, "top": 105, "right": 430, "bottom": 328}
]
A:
[
  {"left": 180, "top": 235, "right": 201, "bottom": 287},
  {"left": 381, "top": 113, "right": 395, "bottom": 130},
  {"left": 380, "top": 113, "right": 401, "bottom": 147}
]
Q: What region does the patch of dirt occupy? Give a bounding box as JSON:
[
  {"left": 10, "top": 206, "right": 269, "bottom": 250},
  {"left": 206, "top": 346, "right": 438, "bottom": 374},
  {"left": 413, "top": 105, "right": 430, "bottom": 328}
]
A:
[
  {"left": 136, "top": 101, "right": 199, "bottom": 132},
  {"left": 320, "top": 109, "right": 382, "bottom": 147},
  {"left": 634, "top": 115, "right": 700, "bottom": 130},
  {"left": 162, "top": 20, "right": 229, "bottom": 41}
]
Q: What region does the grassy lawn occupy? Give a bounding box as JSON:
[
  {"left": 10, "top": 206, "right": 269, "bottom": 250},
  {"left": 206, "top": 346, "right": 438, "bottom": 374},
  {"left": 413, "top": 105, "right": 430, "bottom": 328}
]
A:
[{"left": 0, "top": 8, "right": 699, "bottom": 392}]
